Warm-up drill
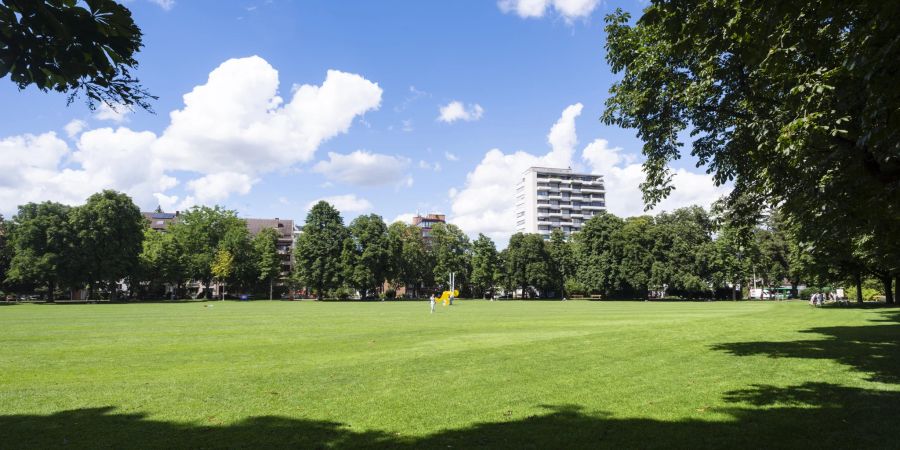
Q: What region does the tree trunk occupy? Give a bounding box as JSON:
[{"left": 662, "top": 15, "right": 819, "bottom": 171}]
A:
[
  {"left": 48, "top": 281, "right": 56, "bottom": 302},
  {"left": 269, "top": 278, "right": 273, "bottom": 300},
  {"left": 895, "top": 276, "right": 899, "bottom": 306},
  {"left": 87, "top": 281, "right": 94, "bottom": 301},
  {"left": 855, "top": 273, "right": 863, "bottom": 304},
  {"left": 790, "top": 281, "right": 799, "bottom": 299},
  {"left": 732, "top": 281, "right": 737, "bottom": 301},
  {"left": 110, "top": 281, "right": 118, "bottom": 302},
  {"left": 882, "top": 276, "right": 894, "bottom": 304}
]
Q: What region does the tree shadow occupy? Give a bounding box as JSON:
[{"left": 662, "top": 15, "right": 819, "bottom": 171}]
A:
[
  {"left": 3, "top": 387, "right": 899, "bottom": 450},
  {"left": 711, "top": 311, "right": 900, "bottom": 383},
  {"left": 4, "top": 313, "right": 899, "bottom": 448}
]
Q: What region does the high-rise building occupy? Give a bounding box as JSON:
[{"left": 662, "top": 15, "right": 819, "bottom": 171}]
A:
[{"left": 515, "top": 167, "right": 606, "bottom": 239}]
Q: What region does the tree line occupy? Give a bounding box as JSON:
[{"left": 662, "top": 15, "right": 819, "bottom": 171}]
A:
[{"left": 2, "top": 191, "right": 891, "bottom": 302}]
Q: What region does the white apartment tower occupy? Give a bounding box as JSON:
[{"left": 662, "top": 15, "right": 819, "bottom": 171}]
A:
[{"left": 515, "top": 167, "right": 606, "bottom": 239}]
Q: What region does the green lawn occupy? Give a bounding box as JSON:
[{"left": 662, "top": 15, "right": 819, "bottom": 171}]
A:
[{"left": 1, "top": 300, "right": 897, "bottom": 449}]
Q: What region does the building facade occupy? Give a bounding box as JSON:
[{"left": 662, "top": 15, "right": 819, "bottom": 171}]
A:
[
  {"left": 515, "top": 167, "right": 606, "bottom": 239},
  {"left": 412, "top": 213, "right": 446, "bottom": 244}
]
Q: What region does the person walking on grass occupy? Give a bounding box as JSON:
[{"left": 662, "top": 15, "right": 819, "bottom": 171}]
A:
[{"left": 430, "top": 294, "right": 436, "bottom": 314}]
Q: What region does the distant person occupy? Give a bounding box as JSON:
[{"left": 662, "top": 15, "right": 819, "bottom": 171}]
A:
[{"left": 430, "top": 294, "right": 436, "bottom": 314}]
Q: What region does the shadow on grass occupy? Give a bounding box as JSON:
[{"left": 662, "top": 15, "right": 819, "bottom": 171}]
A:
[
  {"left": 712, "top": 311, "right": 900, "bottom": 383},
  {"left": 2, "top": 388, "right": 898, "bottom": 450},
  {"left": 4, "top": 313, "right": 899, "bottom": 448}
]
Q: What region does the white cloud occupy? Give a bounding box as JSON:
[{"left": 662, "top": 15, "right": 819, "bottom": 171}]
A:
[
  {"left": 498, "top": 0, "right": 599, "bottom": 21},
  {"left": 0, "top": 56, "right": 383, "bottom": 214},
  {"left": 64, "top": 119, "right": 87, "bottom": 139},
  {"left": 444, "top": 151, "right": 459, "bottom": 161},
  {"left": 154, "top": 57, "right": 382, "bottom": 175},
  {"left": 94, "top": 103, "right": 132, "bottom": 123},
  {"left": 401, "top": 119, "right": 414, "bottom": 132},
  {"left": 582, "top": 138, "right": 729, "bottom": 217},
  {"left": 450, "top": 103, "right": 729, "bottom": 242},
  {"left": 313, "top": 150, "right": 411, "bottom": 187},
  {"left": 418, "top": 160, "right": 442, "bottom": 172},
  {"left": 391, "top": 212, "right": 416, "bottom": 224},
  {"left": 438, "top": 101, "right": 484, "bottom": 123},
  {"left": 186, "top": 172, "right": 255, "bottom": 204},
  {"left": 147, "top": 0, "right": 175, "bottom": 10},
  {"left": 307, "top": 194, "right": 372, "bottom": 215}
]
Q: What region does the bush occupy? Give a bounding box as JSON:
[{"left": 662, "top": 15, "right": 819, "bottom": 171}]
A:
[{"left": 383, "top": 289, "right": 396, "bottom": 299}]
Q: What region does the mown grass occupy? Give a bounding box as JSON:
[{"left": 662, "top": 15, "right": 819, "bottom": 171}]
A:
[{"left": 1, "top": 300, "right": 897, "bottom": 449}]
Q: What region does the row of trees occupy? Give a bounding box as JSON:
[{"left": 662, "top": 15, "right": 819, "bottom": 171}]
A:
[
  {"left": 0, "top": 191, "right": 281, "bottom": 300},
  {"left": 0, "top": 191, "right": 888, "bottom": 302}
]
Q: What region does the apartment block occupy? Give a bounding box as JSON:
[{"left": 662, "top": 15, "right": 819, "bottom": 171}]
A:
[{"left": 515, "top": 167, "right": 606, "bottom": 239}]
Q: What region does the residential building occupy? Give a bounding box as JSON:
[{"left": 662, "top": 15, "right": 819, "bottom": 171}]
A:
[
  {"left": 245, "top": 218, "right": 295, "bottom": 275},
  {"left": 142, "top": 211, "right": 180, "bottom": 231},
  {"left": 412, "top": 213, "right": 446, "bottom": 244},
  {"left": 515, "top": 167, "right": 606, "bottom": 239}
]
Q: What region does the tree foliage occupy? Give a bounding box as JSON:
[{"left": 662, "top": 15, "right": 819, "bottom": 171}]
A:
[
  {"left": 168, "top": 206, "right": 245, "bottom": 298},
  {"left": 470, "top": 233, "right": 499, "bottom": 298},
  {"left": 603, "top": 1, "right": 900, "bottom": 300},
  {"left": 0, "top": 0, "right": 155, "bottom": 110},
  {"left": 6, "top": 202, "right": 74, "bottom": 299},
  {"left": 252, "top": 227, "right": 280, "bottom": 300},
  {"left": 68, "top": 190, "right": 145, "bottom": 299},
  {"left": 429, "top": 223, "right": 471, "bottom": 291},
  {"left": 343, "top": 214, "right": 390, "bottom": 298},
  {"left": 295, "top": 201, "right": 347, "bottom": 300}
]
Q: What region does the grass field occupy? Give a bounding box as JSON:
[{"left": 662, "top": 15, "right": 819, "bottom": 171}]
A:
[{"left": 1, "top": 300, "right": 898, "bottom": 449}]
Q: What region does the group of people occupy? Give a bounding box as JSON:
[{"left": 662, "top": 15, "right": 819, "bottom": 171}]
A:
[{"left": 809, "top": 292, "right": 848, "bottom": 307}]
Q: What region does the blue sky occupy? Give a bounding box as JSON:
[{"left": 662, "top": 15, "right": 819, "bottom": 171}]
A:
[{"left": 0, "top": 0, "right": 727, "bottom": 243}]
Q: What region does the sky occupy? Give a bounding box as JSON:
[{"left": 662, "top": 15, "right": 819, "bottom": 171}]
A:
[{"left": 0, "top": 0, "right": 729, "bottom": 245}]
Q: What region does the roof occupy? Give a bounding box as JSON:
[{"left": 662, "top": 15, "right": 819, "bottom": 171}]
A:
[{"left": 244, "top": 218, "right": 294, "bottom": 239}]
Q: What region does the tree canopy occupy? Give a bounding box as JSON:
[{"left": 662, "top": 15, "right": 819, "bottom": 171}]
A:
[
  {"left": 603, "top": 1, "right": 900, "bottom": 300},
  {"left": 295, "top": 201, "right": 347, "bottom": 300},
  {"left": 0, "top": 0, "right": 155, "bottom": 110}
]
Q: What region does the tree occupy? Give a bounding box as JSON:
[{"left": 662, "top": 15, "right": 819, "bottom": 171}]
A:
[
  {"left": 6, "top": 202, "right": 74, "bottom": 300},
  {"left": 505, "top": 233, "right": 552, "bottom": 299},
  {"left": 253, "top": 228, "right": 280, "bottom": 300},
  {"left": 614, "top": 216, "right": 655, "bottom": 297},
  {"left": 294, "top": 201, "right": 347, "bottom": 300},
  {"left": 139, "top": 227, "right": 186, "bottom": 299},
  {"left": 470, "top": 233, "right": 499, "bottom": 298},
  {"left": 169, "top": 206, "right": 245, "bottom": 299},
  {"left": 573, "top": 212, "right": 624, "bottom": 298},
  {"left": 210, "top": 249, "right": 234, "bottom": 301},
  {"left": 0, "top": 0, "right": 155, "bottom": 110},
  {"left": 219, "top": 224, "right": 256, "bottom": 292},
  {"left": 603, "top": 2, "right": 900, "bottom": 296},
  {"left": 429, "top": 223, "right": 471, "bottom": 293},
  {"left": 0, "top": 214, "right": 10, "bottom": 292},
  {"left": 650, "top": 207, "right": 715, "bottom": 298},
  {"left": 546, "top": 228, "right": 576, "bottom": 299},
  {"left": 69, "top": 190, "right": 144, "bottom": 300},
  {"left": 386, "top": 222, "right": 430, "bottom": 298},
  {"left": 343, "top": 214, "right": 390, "bottom": 299}
]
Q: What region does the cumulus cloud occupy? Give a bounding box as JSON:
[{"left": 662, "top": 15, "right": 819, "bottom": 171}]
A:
[
  {"left": 94, "top": 103, "right": 132, "bottom": 123},
  {"left": 450, "top": 103, "right": 728, "bottom": 242},
  {"left": 307, "top": 194, "right": 372, "bottom": 215},
  {"left": 498, "top": 0, "right": 600, "bottom": 21},
  {"left": 444, "top": 151, "right": 459, "bottom": 161},
  {"left": 582, "top": 138, "right": 730, "bottom": 217},
  {"left": 313, "top": 150, "right": 411, "bottom": 187},
  {"left": 64, "top": 119, "right": 87, "bottom": 139},
  {"left": 438, "top": 101, "right": 484, "bottom": 123},
  {"left": 391, "top": 212, "right": 417, "bottom": 224},
  {"left": 154, "top": 56, "right": 382, "bottom": 175},
  {"left": 0, "top": 56, "right": 382, "bottom": 215}
]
